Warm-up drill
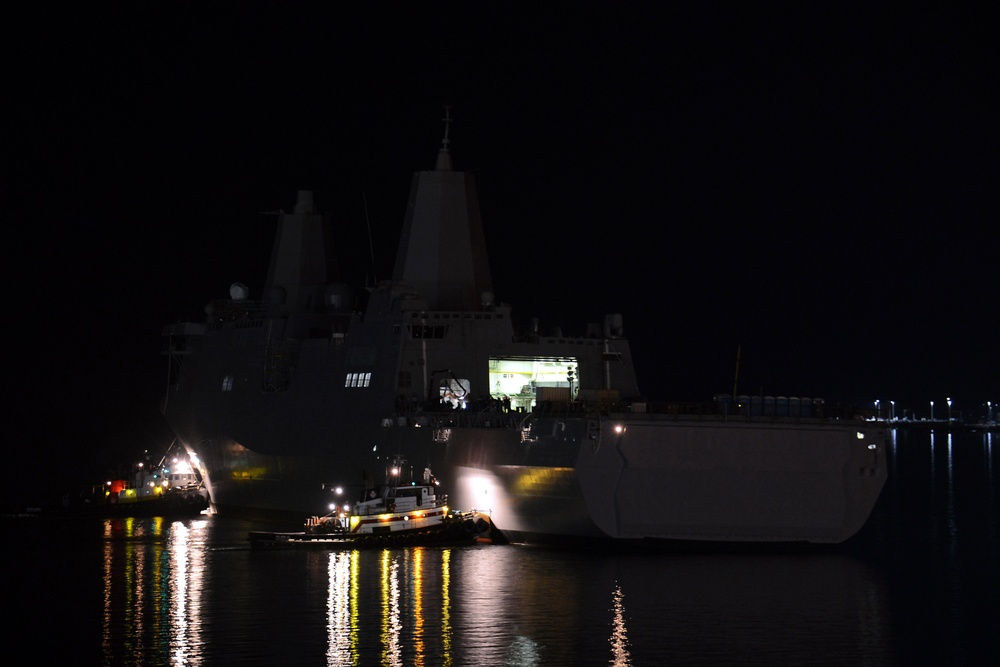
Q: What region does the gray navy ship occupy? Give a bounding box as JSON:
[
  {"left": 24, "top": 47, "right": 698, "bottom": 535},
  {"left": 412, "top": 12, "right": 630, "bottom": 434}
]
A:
[{"left": 161, "top": 115, "right": 886, "bottom": 545}]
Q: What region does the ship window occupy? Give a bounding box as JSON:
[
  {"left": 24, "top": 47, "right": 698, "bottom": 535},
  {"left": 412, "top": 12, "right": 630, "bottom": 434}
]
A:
[
  {"left": 344, "top": 372, "right": 372, "bottom": 388},
  {"left": 222, "top": 374, "right": 234, "bottom": 391},
  {"left": 407, "top": 324, "right": 448, "bottom": 339}
]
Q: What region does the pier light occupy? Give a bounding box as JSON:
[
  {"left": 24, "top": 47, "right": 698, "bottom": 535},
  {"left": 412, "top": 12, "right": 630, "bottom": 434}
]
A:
[
  {"left": 875, "top": 400, "right": 880, "bottom": 419},
  {"left": 930, "top": 401, "right": 934, "bottom": 420},
  {"left": 947, "top": 397, "right": 952, "bottom": 422},
  {"left": 890, "top": 400, "right": 895, "bottom": 420}
]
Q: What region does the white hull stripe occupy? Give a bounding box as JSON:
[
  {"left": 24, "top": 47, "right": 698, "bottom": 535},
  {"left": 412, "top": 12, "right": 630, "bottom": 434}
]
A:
[{"left": 351, "top": 508, "right": 448, "bottom": 533}]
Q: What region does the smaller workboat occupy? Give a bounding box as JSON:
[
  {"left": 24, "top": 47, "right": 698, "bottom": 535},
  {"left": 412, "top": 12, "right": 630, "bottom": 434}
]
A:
[
  {"left": 249, "top": 457, "right": 501, "bottom": 549},
  {"left": 101, "top": 443, "right": 210, "bottom": 516}
]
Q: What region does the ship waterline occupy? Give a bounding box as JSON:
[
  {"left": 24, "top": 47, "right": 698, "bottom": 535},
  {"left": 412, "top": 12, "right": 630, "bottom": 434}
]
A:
[
  {"left": 178, "top": 410, "right": 883, "bottom": 544},
  {"left": 162, "top": 116, "right": 885, "bottom": 544}
]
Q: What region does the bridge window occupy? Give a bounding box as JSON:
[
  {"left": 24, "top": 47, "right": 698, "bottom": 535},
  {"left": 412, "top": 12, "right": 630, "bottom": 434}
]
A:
[{"left": 407, "top": 324, "right": 448, "bottom": 339}]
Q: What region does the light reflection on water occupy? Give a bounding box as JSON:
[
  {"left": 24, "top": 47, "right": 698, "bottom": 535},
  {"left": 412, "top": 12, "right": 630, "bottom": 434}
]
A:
[
  {"left": 92, "top": 523, "right": 892, "bottom": 665},
  {"left": 609, "top": 583, "right": 631, "bottom": 666},
  {"left": 12, "top": 428, "right": 998, "bottom": 665},
  {"left": 97, "top": 516, "right": 209, "bottom": 665},
  {"left": 170, "top": 520, "right": 207, "bottom": 667},
  {"left": 325, "top": 551, "right": 353, "bottom": 665}
]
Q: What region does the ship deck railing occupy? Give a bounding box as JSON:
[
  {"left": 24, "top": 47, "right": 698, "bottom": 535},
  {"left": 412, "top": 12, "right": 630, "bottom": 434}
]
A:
[{"left": 390, "top": 398, "right": 875, "bottom": 430}]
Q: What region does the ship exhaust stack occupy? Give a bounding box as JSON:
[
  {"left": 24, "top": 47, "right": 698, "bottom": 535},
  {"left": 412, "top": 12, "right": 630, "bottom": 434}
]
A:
[
  {"left": 263, "top": 189, "right": 336, "bottom": 312},
  {"left": 392, "top": 109, "right": 493, "bottom": 311}
]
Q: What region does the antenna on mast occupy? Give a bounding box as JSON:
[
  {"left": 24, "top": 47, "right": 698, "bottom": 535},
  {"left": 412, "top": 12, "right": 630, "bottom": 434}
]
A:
[
  {"left": 364, "top": 191, "right": 377, "bottom": 286},
  {"left": 436, "top": 105, "right": 453, "bottom": 170},
  {"left": 732, "top": 344, "right": 741, "bottom": 400},
  {"left": 441, "top": 105, "right": 451, "bottom": 150}
]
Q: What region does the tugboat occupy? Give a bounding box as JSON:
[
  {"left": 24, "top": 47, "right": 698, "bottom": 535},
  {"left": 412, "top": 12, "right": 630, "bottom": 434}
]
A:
[
  {"left": 248, "top": 458, "right": 500, "bottom": 549},
  {"left": 101, "top": 445, "right": 210, "bottom": 516}
]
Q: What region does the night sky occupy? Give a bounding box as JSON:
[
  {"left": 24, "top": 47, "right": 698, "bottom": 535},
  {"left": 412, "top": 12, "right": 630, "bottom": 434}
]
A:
[{"left": 8, "top": 4, "right": 996, "bottom": 504}]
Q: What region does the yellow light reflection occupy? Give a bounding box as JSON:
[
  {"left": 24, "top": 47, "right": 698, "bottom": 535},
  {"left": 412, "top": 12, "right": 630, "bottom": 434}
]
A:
[
  {"left": 99, "top": 517, "right": 206, "bottom": 665},
  {"left": 412, "top": 548, "right": 424, "bottom": 666},
  {"left": 441, "top": 550, "right": 452, "bottom": 667},
  {"left": 326, "top": 552, "right": 354, "bottom": 666},
  {"left": 324, "top": 548, "right": 458, "bottom": 666},
  {"left": 380, "top": 551, "right": 402, "bottom": 667}
]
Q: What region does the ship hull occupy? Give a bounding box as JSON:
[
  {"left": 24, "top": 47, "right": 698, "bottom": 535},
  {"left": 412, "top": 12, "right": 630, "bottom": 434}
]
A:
[
  {"left": 451, "top": 417, "right": 885, "bottom": 545},
  {"left": 178, "top": 411, "right": 885, "bottom": 545}
]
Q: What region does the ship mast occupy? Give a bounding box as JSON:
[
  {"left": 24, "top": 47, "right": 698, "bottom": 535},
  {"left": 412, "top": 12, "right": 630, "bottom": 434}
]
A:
[
  {"left": 391, "top": 106, "right": 494, "bottom": 311},
  {"left": 436, "top": 105, "right": 452, "bottom": 171}
]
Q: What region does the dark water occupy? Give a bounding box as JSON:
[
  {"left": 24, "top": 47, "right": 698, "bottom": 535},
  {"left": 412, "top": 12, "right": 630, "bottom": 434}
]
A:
[{"left": 6, "top": 427, "right": 997, "bottom": 666}]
